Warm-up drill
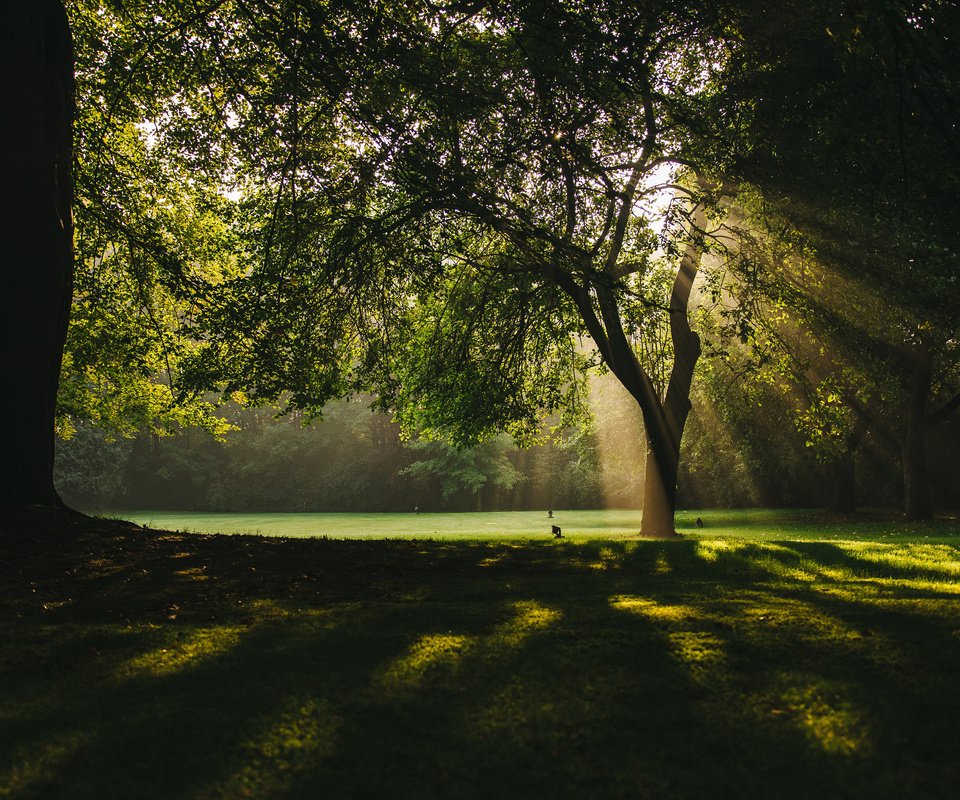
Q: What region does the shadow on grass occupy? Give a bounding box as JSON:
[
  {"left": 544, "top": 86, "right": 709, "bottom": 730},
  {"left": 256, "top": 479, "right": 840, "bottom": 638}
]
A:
[{"left": 2, "top": 523, "right": 959, "bottom": 799}]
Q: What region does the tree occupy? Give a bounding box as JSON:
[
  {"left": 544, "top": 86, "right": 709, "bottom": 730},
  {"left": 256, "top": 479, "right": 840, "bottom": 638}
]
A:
[
  {"left": 402, "top": 436, "right": 523, "bottom": 512},
  {"left": 710, "top": 0, "right": 960, "bottom": 519},
  {"left": 56, "top": 1, "right": 728, "bottom": 534},
  {"left": 0, "top": 1, "right": 75, "bottom": 510},
  {"left": 71, "top": 2, "right": 740, "bottom": 535},
  {"left": 186, "top": 1, "right": 730, "bottom": 536}
]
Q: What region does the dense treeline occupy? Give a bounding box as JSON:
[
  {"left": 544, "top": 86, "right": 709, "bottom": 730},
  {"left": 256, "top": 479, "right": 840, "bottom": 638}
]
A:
[
  {"left": 56, "top": 375, "right": 960, "bottom": 513},
  {"left": 56, "top": 398, "right": 599, "bottom": 512}
]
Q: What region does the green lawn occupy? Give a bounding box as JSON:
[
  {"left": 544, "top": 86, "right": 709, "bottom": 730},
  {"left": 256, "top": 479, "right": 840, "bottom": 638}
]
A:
[
  {"left": 2, "top": 511, "right": 959, "bottom": 799},
  {"left": 103, "top": 507, "right": 960, "bottom": 540}
]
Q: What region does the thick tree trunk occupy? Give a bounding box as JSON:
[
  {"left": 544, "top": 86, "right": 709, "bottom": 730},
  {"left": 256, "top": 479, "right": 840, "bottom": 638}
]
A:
[
  {"left": 829, "top": 414, "right": 868, "bottom": 514},
  {"left": 640, "top": 431, "right": 681, "bottom": 537},
  {"left": 638, "top": 196, "right": 705, "bottom": 538},
  {"left": 829, "top": 454, "right": 857, "bottom": 513},
  {"left": 0, "top": 2, "right": 74, "bottom": 510},
  {"left": 903, "top": 406, "right": 932, "bottom": 520},
  {"left": 902, "top": 344, "right": 933, "bottom": 521}
]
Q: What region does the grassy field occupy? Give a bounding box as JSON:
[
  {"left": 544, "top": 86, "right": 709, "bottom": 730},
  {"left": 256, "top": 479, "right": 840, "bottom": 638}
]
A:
[
  {"left": 105, "top": 507, "right": 960, "bottom": 540},
  {"left": 2, "top": 510, "right": 960, "bottom": 799}
]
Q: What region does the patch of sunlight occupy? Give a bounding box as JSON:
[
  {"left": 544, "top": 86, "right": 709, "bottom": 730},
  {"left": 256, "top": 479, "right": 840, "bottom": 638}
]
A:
[
  {"left": 609, "top": 596, "right": 697, "bottom": 623},
  {"left": 804, "top": 563, "right": 855, "bottom": 582},
  {"left": 0, "top": 733, "right": 88, "bottom": 798},
  {"left": 241, "top": 598, "right": 303, "bottom": 620},
  {"left": 192, "top": 697, "right": 339, "bottom": 800},
  {"left": 667, "top": 631, "right": 726, "bottom": 677},
  {"left": 740, "top": 543, "right": 838, "bottom": 583},
  {"left": 584, "top": 545, "right": 622, "bottom": 571},
  {"left": 375, "top": 602, "right": 562, "bottom": 698},
  {"left": 376, "top": 633, "right": 473, "bottom": 692},
  {"left": 698, "top": 541, "right": 858, "bottom": 584},
  {"left": 818, "top": 577, "right": 960, "bottom": 600},
  {"left": 173, "top": 566, "right": 209, "bottom": 580},
  {"left": 844, "top": 543, "right": 960, "bottom": 579},
  {"left": 119, "top": 626, "right": 244, "bottom": 678},
  {"left": 478, "top": 552, "right": 509, "bottom": 568},
  {"left": 235, "top": 599, "right": 347, "bottom": 627},
  {"left": 491, "top": 600, "right": 563, "bottom": 648},
  {"left": 743, "top": 596, "right": 899, "bottom": 655},
  {"left": 752, "top": 554, "right": 819, "bottom": 582},
  {"left": 760, "top": 542, "right": 802, "bottom": 556},
  {"left": 654, "top": 550, "right": 672, "bottom": 574},
  {"left": 753, "top": 550, "right": 854, "bottom": 584},
  {"left": 695, "top": 539, "right": 748, "bottom": 562},
  {"left": 776, "top": 684, "right": 872, "bottom": 756}
]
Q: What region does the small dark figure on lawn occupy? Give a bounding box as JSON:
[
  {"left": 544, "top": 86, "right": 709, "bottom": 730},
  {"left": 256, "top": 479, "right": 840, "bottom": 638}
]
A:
[
  {"left": 552, "top": 525, "right": 562, "bottom": 538},
  {"left": 696, "top": 517, "right": 704, "bottom": 528},
  {"left": 414, "top": 506, "right": 420, "bottom": 514},
  {"left": 547, "top": 508, "right": 554, "bottom": 519}
]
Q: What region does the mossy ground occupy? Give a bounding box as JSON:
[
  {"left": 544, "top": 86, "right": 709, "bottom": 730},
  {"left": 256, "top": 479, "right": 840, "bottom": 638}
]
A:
[{"left": 2, "top": 511, "right": 959, "bottom": 799}]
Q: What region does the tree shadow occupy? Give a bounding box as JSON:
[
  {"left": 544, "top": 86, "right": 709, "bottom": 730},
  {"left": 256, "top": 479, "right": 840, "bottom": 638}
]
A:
[{"left": 2, "top": 527, "right": 959, "bottom": 798}]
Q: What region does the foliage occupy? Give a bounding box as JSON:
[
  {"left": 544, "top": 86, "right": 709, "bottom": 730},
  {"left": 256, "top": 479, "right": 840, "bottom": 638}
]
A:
[
  {"left": 715, "top": 0, "right": 960, "bottom": 407},
  {"left": 63, "top": 2, "right": 731, "bottom": 450},
  {"left": 401, "top": 436, "right": 524, "bottom": 505},
  {"left": 52, "top": 1, "right": 960, "bottom": 523},
  {"left": 60, "top": 1, "right": 248, "bottom": 439},
  {"left": 56, "top": 398, "right": 606, "bottom": 512}
]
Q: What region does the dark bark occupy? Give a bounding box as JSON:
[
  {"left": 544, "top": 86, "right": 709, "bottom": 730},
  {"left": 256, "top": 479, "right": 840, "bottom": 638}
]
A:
[
  {"left": 830, "top": 454, "right": 857, "bottom": 514},
  {"left": 829, "top": 414, "right": 868, "bottom": 514},
  {"left": 0, "top": 1, "right": 74, "bottom": 510},
  {"left": 902, "top": 343, "right": 933, "bottom": 520}
]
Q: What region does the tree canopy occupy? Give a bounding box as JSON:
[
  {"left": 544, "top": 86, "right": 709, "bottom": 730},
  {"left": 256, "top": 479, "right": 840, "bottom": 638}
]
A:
[{"left": 5, "top": 0, "right": 958, "bottom": 524}]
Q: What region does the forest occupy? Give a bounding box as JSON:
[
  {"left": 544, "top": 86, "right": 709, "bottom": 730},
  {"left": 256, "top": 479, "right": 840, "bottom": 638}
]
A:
[
  {"left": 10, "top": 0, "right": 950, "bottom": 533},
  {"left": 6, "top": 1, "right": 956, "bottom": 530}
]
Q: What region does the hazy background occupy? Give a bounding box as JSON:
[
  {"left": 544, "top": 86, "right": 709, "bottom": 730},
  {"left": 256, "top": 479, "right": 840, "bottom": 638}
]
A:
[{"left": 55, "top": 372, "right": 960, "bottom": 514}]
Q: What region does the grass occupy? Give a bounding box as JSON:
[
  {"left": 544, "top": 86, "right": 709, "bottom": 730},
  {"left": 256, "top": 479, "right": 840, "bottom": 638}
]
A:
[
  {"left": 101, "top": 507, "right": 960, "bottom": 540},
  {"left": 2, "top": 510, "right": 959, "bottom": 799}
]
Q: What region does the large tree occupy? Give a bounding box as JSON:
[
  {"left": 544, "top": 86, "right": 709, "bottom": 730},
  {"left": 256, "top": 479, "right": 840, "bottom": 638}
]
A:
[
  {"left": 0, "top": 1, "right": 75, "bottom": 510},
  {"left": 7, "top": 1, "right": 731, "bottom": 535},
  {"left": 181, "top": 1, "right": 731, "bottom": 536}
]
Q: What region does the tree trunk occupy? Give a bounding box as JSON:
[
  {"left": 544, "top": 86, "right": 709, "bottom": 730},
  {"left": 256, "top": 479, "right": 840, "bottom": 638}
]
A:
[
  {"left": 0, "top": 1, "right": 74, "bottom": 510},
  {"left": 829, "top": 454, "right": 857, "bottom": 513},
  {"left": 561, "top": 179, "right": 706, "bottom": 539},
  {"left": 903, "top": 344, "right": 933, "bottom": 521},
  {"left": 638, "top": 194, "right": 705, "bottom": 537},
  {"left": 640, "top": 429, "right": 680, "bottom": 537},
  {"left": 829, "top": 414, "right": 868, "bottom": 514}
]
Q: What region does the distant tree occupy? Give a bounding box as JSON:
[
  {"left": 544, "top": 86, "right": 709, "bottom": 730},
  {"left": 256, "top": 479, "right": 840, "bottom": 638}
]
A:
[{"left": 401, "top": 436, "right": 524, "bottom": 512}]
